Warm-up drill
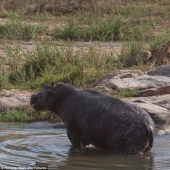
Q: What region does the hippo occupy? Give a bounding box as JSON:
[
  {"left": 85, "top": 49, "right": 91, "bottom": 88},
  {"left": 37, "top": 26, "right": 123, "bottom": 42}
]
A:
[{"left": 30, "top": 82, "right": 155, "bottom": 154}]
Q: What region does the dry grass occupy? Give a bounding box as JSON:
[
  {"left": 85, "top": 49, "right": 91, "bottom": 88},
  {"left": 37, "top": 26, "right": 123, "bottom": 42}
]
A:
[
  {"left": 0, "top": 0, "right": 169, "bottom": 90},
  {"left": 0, "top": 0, "right": 170, "bottom": 122},
  {"left": 1, "top": 0, "right": 170, "bottom": 42}
]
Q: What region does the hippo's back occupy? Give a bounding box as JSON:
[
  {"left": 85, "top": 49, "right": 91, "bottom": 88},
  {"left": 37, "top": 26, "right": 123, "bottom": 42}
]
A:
[
  {"left": 70, "top": 90, "right": 154, "bottom": 154},
  {"left": 72, "top": 90, "right": 154, "bottom": 127}
]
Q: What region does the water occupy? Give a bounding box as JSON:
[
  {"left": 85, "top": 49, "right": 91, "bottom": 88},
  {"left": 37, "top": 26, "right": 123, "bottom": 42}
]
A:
[{"left": 0, "top": 122, "right": 170, "bottom": 170}]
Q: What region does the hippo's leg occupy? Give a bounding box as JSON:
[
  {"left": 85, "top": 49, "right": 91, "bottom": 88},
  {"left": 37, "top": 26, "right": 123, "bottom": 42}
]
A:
[
  {"left": 125, "top": 147, "right": 139, "bottom": 155},
  {"left": 67, "top": 130, "right": 81, "bottom": 148},
  {"left": 82, "top": 140, "right": 90, "bottom": 147}
]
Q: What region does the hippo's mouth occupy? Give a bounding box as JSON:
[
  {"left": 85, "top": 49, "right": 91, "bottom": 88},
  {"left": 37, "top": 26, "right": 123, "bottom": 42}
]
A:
[
  {"left": 30, "top": 97, "right": 41, "bottom": 106},
  {"left": 30, "top": 94, "right": 43, "bottom": 106}
]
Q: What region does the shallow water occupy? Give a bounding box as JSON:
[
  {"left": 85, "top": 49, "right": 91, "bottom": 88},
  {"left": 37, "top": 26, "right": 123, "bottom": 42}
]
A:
[{"left": 0, "top": 122, "right": 170, "bottom": 170}]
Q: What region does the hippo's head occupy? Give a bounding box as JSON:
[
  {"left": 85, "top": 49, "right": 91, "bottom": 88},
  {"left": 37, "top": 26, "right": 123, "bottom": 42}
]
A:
[
  {"left": 30, "top": 82, "right": 78, "bottom": 116},
  {"left": 30, "top": 82, "right": 59, "bottom": 112}
]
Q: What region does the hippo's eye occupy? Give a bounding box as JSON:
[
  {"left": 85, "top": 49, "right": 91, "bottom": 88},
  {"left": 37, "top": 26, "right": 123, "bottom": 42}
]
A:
[
  {"left": 56, "top": 82, "right": 63, "bottom": 87},
  {"left": 51, "top": 82, "right": 55, "bottom": 87},
  {"left": 43, "top": 83, "right": 48, "bottom": 89}
]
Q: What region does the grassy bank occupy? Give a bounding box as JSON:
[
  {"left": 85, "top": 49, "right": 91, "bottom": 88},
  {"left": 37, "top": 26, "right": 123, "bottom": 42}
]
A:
[
  {"left": 1, "top": 42, "right": 120, "bottom": 90},
  {"left": 0, "top": 106, "right": 61, "bottom": 123},
  {"left": 0, "top": 0, "right": 170, "bottom": 122},
  {"left": 0, "top": 1, "right": 170, "bottom": 42}
]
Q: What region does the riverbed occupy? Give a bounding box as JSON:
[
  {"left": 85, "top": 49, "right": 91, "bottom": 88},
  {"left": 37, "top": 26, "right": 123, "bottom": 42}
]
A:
[{"left": 0, "top": 122, "right": 170, "bottom": 170}]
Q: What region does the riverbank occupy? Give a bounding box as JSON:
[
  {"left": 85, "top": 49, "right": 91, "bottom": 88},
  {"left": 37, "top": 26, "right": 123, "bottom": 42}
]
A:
[
  {"left": 1, "top": 121, "right": 170, "bottom": 169},
  {"left": 0, "top": 0, "right": 170, "bottom": 134}
]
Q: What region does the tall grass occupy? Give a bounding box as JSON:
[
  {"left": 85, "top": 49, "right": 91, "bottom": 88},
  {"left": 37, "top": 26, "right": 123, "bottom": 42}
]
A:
[
  {"left": 1, "top": 0, "right": 169, "bottom": 123},
  {"left": 0, "top": 12, "right": 46, "bottom": 41},
  {"left": 149, "top": 32, "right": 170, "bottom": 49},
  {"left": 1, "top": 39, "right": 154, "bottom": 90},
  {"left": 0, "top": 106, "right": 61, "bottom": 122},
  {"left": 53, "top": 15, "right": 155, "bottom": 42},
  {"left": 0, "top": 1, "right": 168, "bottom": 42},
  {"left": 1, "top": 43, "right": 120, "bottom": 89},
  {"left": 53, "top": 17, "right": 124, "bottom": 41}
]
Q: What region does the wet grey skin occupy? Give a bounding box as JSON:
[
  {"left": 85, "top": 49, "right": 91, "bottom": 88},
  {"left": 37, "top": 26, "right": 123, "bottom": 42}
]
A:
[{"left": 30, "top": 82, "right": 155, "bottom": 154}]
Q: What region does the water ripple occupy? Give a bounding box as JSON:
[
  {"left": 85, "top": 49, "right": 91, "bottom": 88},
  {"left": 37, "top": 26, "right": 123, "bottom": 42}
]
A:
[{"left": 0, "top": 122, "right": 170, "bottom": 170}]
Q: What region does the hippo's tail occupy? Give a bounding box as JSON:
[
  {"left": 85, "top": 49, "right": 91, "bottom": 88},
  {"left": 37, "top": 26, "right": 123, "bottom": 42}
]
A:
[{"left": 143, "top": 125, "right": 154, "bottom": 153}]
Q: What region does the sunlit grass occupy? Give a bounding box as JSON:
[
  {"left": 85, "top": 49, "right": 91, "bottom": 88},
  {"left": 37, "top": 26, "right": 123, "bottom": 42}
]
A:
[
  {"left": 0, "top": 0, "right": 170, "bottom": 122},
  {"left": 0, "top": 106, "right": 61, "bottom": 122},
  {"left": 0, "top": 12, "right": 46, "bottom": 41}
]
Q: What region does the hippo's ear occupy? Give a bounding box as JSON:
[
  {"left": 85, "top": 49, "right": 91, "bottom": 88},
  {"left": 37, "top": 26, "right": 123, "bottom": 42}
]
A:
[
  {"left": 51, "top": 82, "right": 56, "bottom": 87},
  {"left": 43, "top": 83, "right": 47, "bottom": 89}
]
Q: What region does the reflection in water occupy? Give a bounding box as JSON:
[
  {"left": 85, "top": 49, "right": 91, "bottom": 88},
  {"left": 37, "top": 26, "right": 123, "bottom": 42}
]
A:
[
  {"left": 0, "top": 122, "right": 170, "bottom": 170},
  {"left": 56, "top": 148, "right": 154, "bottom": 170}
]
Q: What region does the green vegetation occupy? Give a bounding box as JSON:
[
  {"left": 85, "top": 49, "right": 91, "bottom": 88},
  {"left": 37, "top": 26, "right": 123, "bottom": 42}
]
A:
[
  {"left": 116, "top": 88, "right": 138, "bottom": 98},
  {"left": 53, "top": 13, "right": 156, "bottom": 42},
  {"left": 0, "top": 13, "right": 46, "bottom": 40},
  {"left": 150, "top": 31, "right": 170, "bottom": 49},
  {"left": 53, "top": 17, "right": 124, "bottom": 41},
  {"left": 0, "top": 0, "right": 170, "bottom": 122},
  {"left": 1, "top": 43, "right": 119, "bottom": 89},
  {"left": 0, "top": 106, "right": 61, "bottom": 122}
]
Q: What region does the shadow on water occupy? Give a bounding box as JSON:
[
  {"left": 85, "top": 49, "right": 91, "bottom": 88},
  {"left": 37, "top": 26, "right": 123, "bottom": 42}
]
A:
[
  {"left": 0, "top": 122, "right": 170, "bottom": 170},
  {"left": 56, "top": 147, "right": 155, "bottom": 170}
]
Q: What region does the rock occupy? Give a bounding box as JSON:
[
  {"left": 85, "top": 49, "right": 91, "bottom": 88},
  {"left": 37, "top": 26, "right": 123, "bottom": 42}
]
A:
[
  {"left": 100, "top": 74, "right": 170, "bottom": 90},
  {"left": 91, "top": 85, "right": 117, "bottom": 96},
  {"left": 125, "top": 99, "right": 170, "bottom": 126},
  {"left": 128, "top": 94, "right": 170, "bottom": 110},
  {"left": 147, "top": 64, "right": 170, "bottom": 77},
  {"left": 156, "top": 125, "right": 170, "bottom": 135},
  {"left": 95, "top": 69, "right": 170, "bottom": 97},
  {"left": 94, "top": 69, "right": 170, "bottom": 128},
  {"left": 157, "top": 129, "right": 166, "bottom": 135},
  {"left": 127, "top": 50, "right": 152, "bottom": 66},
  {"left": 94, "top": 70, "right": 143, "bottom": 85},
  {"left": 138, "top": 86, "right": 170, "bottom": 97},
  {"left": 94, "top": 70, "right": 144, "bottom": 89},
  {"left": 0, "top": 89, "right": 33, "bottom": 112}
]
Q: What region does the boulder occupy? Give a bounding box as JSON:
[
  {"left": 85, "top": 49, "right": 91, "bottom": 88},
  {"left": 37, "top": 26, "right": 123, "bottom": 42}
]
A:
[
  {"left": 125, "top": 98, "right": 170, "bottom": 126},
  {"left": 0, "top": 89, "right": 33, "bottom": 112},
  {"left": 156, "top": 125, "right": 170, "bottom": 135},
  {"left": 95, "top": 69, "right": 170, "bottom": 97},
  {"left": 138, "top": 86, "right": 170, "bottom": 97},
  {"left": 147, "top": 64, "right": 170, "bottom": 77},
  {"left": 95, "top": 69, "right": 170, "bottom": 129},
  {"left": 127, "top": 50, "right": 152, "bottom": 66},
  {"left": 128, "top": 94, "right": 170, "bottom": 110}
]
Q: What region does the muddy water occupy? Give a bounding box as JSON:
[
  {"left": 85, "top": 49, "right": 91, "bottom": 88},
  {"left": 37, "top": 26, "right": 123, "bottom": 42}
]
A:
[{"left": 0, "top": 122, "right": 170, "bottom": 170}]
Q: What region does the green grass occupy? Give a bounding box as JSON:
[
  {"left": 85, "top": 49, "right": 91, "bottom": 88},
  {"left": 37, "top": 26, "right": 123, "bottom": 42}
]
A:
[
  {"left": 0, "top": 38, "right": 156, "bottom": 91},
  {"left": 0, "top": 1, "right": 165, "bottom": 42},
  {"left": 0, "top": 0, "right": 170, "bottom": 122},
  {"left": 0, "top": 12, "right": 46, "bottom": 41},
  {"left": 116, "top": 41, "right": 145, "bottom": 67},
  {"left": 0, "top": 106, "right": 61, "bottom": 122},
  {"left": 149, "top": 31, "right": 170, "bottom": 49},
  {"left": 53, "top": 15, "right": 156, "bottom": 41},
  {"left": 53, "top": 17, "right": 124, "bottom": 41},
  {"left": 0, "top": 42, "right": 120, "bottom": 90},
  {"left": 116, "top": 88, "right": 138, "bottom": 98}
]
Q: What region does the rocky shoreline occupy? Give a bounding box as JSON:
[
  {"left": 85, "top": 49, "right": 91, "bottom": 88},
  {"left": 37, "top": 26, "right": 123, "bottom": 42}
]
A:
[
  {"left": 1, "top": 64, "right": 170, "bottom": 135},
  {"left": 94, "top": 64, "right": 170, "bottom": 135}
]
